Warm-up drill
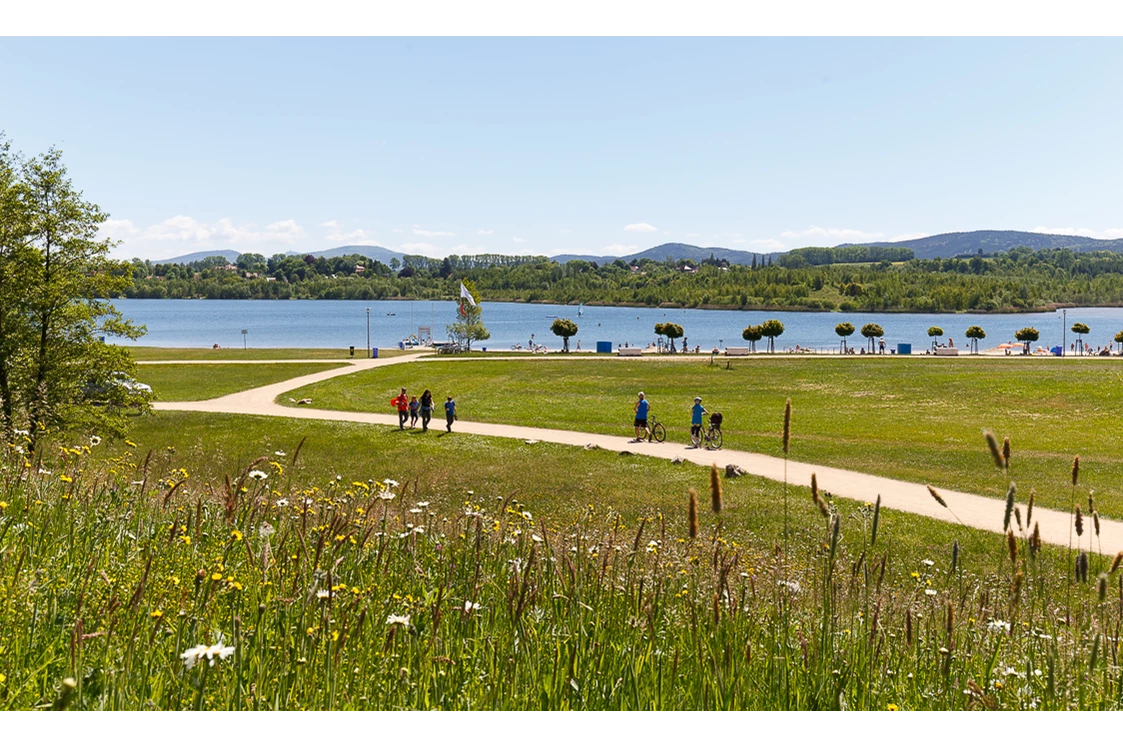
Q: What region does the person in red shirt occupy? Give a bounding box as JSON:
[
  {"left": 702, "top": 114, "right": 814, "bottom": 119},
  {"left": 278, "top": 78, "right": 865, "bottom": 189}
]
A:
[{"left": 391, "top": 388, "right": 409, "bottom": 430}]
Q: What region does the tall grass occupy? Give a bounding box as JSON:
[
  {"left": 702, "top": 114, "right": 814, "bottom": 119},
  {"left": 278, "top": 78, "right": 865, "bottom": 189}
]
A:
[{"left": 1, "top": 427, "right": 1122, "bottom": 711}]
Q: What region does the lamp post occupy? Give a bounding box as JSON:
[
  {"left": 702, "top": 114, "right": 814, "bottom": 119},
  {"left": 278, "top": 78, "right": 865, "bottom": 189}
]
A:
[
  {"left": 366, "top": 307, "right": 371, "bottom": 357},
  {"left": 1062, "top": 308, "right": 1066, "bottom": 358},
  {"left": 241, "top": 329, "right": 247, "bottom": 350}
]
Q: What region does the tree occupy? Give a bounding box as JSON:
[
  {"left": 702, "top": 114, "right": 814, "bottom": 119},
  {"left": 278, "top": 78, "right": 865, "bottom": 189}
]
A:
[
  {"left": 861, "top": 323, "right": 884, "bottom": 353},
  {"left": 1071, "top": 322, "right": 1090, "bottom": 355},
  {"left": 927, "top": 326, "right": 944, "bottom": 351},
  {"left": 741, "top": 324, "right": 763, "bottom": 353},
  {"left": 653, "top": 322, "right": 684, "bottom": 352},
  {"left": 0, "top": 142, "right": 146, "bottom": 448},
  {"left": 550, "top": 318, "right": 578, "bottom": 353},
  {"left": 1015, "top": 326, "right": 1039, "bottom": 355},
  {"left": 1115, "top": 330, "right": 1123, "bottom": 354},
  {"left": 447, "top": 280, "right": 490, "bottom": 351},
  {"left": 835, "top": 322, "right": 855, "bottom": 354},
  {"left": 965, "top": 325, "right": 986, "bottom": 354},
  {"left": 760, "top": 319, "right": 784, "bottom": 353}
]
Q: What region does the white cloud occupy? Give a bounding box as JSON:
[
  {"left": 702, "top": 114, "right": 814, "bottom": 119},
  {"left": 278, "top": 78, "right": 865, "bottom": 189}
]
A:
[
  {"left": 477, "top": 229, "right": 495, "bottom": 235},
  {"left": 624, "top": 222, "right": 658, "bottom": 233},
  {"left": 512, "top": 236, "right": 527, "bottom": 244},
  {"left": 780, "top": 226, "right": 886, "bottom": 243},
  {"left": 399, "top": 242, "right": 442, "bottom": 254},
  {"left": 601, "top": 243, "right": 637, "bottom": 254},
  {"left": 392, "top": 228, "right": 404, "bottom": 234},
  {"left": 412, "top": 225, "right": 456, "bottom": 238},
  {"left": 1031, "top": 226, "right": 1123, "bottom": 240},
  {"left": 320, "top": 220, "right": 340, "bottom": 229},
  {"left": 449, "top": 244, "right": 488, "bottom": 254},
  {"left": 99, "top": 218, "right": 140, "bottom": 239}
]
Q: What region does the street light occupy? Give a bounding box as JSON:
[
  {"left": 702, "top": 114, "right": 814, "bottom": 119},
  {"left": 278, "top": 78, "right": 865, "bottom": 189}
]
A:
[
  {"left": 1062, "top": 308, "right": 1066, "bottom": 358},
  {"left": 366, "top": 307, "right": 370, "bottom": 357},
  {"left": 241, "top": 329, "right": 248, "bottom": 350}
]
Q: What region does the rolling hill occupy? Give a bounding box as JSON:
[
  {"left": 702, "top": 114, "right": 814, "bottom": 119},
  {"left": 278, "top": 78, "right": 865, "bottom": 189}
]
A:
[{"left": 839, "top": 230, "right": 1123, "bottom": 259}]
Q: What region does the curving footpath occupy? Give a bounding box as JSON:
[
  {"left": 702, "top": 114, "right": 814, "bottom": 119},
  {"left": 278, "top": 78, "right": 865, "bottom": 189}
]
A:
[{"left": 151, "top": 353, "right": 1123, "bottom": 556}]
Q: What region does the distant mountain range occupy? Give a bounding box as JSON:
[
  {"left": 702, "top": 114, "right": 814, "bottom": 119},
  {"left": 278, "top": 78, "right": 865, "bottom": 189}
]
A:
[
  {"left": 839, "top": 230, "right": 1123, "bottom": 260},
  {"left": 153, "top": 230, "right": 1123, "bottom": 267}
]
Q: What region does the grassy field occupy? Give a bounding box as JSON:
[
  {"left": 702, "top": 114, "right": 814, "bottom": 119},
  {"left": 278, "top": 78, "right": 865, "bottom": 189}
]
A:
[
  {"left": 2, "top": 411, "right": 1117, "bottom": 710},
  {"left": 283, "top": 356, "right": 1123, "bottom": 519},
  {"left": 127, "top": 346, "right": 412, "bottom": 361},
  {"left": 138, "top": 363, "right": 347, "bottom": 401}
]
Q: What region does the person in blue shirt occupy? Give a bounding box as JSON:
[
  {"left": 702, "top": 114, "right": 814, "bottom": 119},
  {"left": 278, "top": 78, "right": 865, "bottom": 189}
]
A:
[
  {"left": 444, "top": 395, "right": 457, "bottom": 433},
  {"left": 633, "top": 391, "right": 650, "bottom": 442},
  {"left": 689, "top": 396, "right": 708, "bottom": 447}
]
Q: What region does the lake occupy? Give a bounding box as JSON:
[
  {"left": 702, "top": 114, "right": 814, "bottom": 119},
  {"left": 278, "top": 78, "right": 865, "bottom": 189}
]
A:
[{"left": 108, "top": 298, "right": 1123, "bottom": 354}]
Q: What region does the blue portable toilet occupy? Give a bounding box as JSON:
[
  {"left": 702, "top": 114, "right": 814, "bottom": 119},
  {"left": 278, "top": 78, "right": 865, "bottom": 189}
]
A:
[
  {"left": 897, "top": 343, "right": 912, "bottom": 355},
  {"left": 596, "top": 341, "right": 613, "bottom": 354},
  {"left": 1051, "top": 346, "right": 1063, "bottom": 356},
  {"left": 371, "top": 347, "right": 379, "bottom": 359}
]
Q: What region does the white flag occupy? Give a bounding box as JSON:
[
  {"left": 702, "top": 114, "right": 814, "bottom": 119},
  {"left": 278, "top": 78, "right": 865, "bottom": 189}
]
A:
[{"left": 459, "top": 281, "right": 475, "bottom": 305}]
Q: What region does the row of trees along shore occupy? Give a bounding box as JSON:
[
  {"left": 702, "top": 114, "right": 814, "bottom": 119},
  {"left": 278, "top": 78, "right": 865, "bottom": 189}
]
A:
[{"left": 127, "top": 245, "right": 1123, "bottom": 312}]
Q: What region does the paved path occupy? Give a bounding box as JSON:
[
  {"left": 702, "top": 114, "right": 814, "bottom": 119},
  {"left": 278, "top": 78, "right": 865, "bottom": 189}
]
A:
[{"left": 152, "top": 353, "right": 1121, "bottom": 556}]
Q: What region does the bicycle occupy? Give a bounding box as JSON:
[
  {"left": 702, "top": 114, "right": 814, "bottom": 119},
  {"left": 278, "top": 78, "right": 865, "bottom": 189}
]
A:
[
  {"left": 645, "top": 413, "right": 667, "bottom": 443},
  {"left": 691, "top": 412, "right": 723, "bottom": 450}
]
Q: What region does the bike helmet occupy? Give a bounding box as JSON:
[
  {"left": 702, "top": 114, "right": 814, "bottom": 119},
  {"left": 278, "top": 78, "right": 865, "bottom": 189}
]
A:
[
  {"left": 638, "top": 391, "right": 644, "bottom": 398},
  {"left": 694, "top": 396, "right": 702, "bottom": 402}
]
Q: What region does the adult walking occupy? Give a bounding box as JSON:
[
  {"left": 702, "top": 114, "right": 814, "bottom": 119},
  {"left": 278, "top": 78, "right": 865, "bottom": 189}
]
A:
[
  {"left": 444, "top": 395, "right": 457, "bottom": 433},
  {"left": 391, "top": 388, "right": 409, "bottom": 430},
  {"left": 633, "top": 391, "right": 650, "bottom": 442},
  {"left": 419, "top": 389, "right": 434, "bottom": 432}
]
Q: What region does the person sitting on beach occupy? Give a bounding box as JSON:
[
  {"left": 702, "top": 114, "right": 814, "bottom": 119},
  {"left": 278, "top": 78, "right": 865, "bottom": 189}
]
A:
[{"left": 633, "top": 391, "right": 650, "bottom": 442}]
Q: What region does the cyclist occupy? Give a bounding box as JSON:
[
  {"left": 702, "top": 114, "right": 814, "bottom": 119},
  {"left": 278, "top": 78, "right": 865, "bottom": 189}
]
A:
[
  {"left": 689, "top": 396, "right": 708, "bottom": 448},
  {"left": 633, "top": 391, "right": 650, "bottom": 442}
]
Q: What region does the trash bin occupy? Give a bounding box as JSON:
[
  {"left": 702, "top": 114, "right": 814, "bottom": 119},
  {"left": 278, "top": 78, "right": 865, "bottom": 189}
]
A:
[
  {"left": 349, "top": 345, "right": 355, "bottom": 357},
  {"left": 399, "top": 341, "right": 405, "bottom": 349},
  {"left": 481, "top": 347, "right": 487, "bottom": 352},
  {"left": 897, "top": 343, "right": 912, "bottom": 355},
  {"left": 371, "top": 347, "right": 379, "bottom": 359},
  {"left": 596, "top": 341, "right": 612, "bottom": 354}
]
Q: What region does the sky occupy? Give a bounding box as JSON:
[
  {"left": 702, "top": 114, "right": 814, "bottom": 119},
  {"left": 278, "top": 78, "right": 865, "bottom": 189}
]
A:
[{"left": 2, "top": 36, "right": 1122, "bottom": 261}]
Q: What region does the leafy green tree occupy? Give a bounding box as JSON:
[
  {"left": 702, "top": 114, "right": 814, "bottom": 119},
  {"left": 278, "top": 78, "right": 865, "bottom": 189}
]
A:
[
  {"left": 834, "top": 322, "right": 855, "bottom": 354},
  {"left": 760, "top": 319, "right": 784, "bottom": 353},
  {"left": 861, "top": 323, "right": 884, "bottom": 353},
  {"left": 1115, "top": 330, "right": 1123, "bottom": 354},
  {"left": 741, "top": 324, "right": 762, "bottom": 353},
  {"left": 550, "top": 318, "right": 578, "bottom": 353},
  {"left": 447, "top": 280, "right": 490, "bottom": 351},
  {"left": 927, "top": 326, "right": 944, "bottom": 351},
  {"left": 654, "top": 322, "right": 684, "bottom": 352},
  {"left": 1015, "top": 326, "right": 1039, "bottom": 355},
  {"left": 965, "top": 325, "right": 986, "bottom": 354},
  {"left": 1071, "top": 322, "right": 1090, "bottom": 355},
  {"left": 0, "top": 143, "right": 146, "bottom": 447}
]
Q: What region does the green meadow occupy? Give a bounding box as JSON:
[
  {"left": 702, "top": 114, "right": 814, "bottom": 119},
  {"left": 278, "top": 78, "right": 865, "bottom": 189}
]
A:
[
  {"left": 285, "top": 355, "right": 1123, "bottom": 519},
  {"left": 139, "top": 363, "right": 347, "bottom": 401}
]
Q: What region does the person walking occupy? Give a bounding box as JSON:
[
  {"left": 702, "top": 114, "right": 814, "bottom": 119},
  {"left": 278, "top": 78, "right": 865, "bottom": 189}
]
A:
[
  {"left": 419, "top": 389, "right": 434, "bottom": 432},
  {"left": 633, "top": 391, "right": 650, "bottom": 442},
  {"left": 444, "top": 395, "right": 457, "bottom": 433},
  {"left": 408, "top": 395, "right": 420, "bottom": 428},
  {"left": 391, "top": 388, "right": 409, "bottom": 430}
]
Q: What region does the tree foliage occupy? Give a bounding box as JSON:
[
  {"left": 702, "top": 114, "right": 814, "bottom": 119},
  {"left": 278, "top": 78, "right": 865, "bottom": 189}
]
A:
[
  {"left": 965, "top": 325, "right": 986, "bottom": 354},
  {"left": 759, "top": 319, "right": 784, "bottom": 353},
  {"left": 861, "top": 323, "right": 884, "bottom": 352},
  {"left": 654, "top": 322, "right": 684, "bottom": 351},
  {"left": 741, "top": 325, "right": 762, "bottom": 353},
  {"left": 1015, "top": 326, "right": 1039, "bottom": 354},
  {"left": 0, "top": 138, "right": 146, "bottom": 448},
  {"left": 835, "top": 322, "right": 855, "bottom": 353},
  {"left": 550, "top": 318, "right": 578, "bottom": 352}
]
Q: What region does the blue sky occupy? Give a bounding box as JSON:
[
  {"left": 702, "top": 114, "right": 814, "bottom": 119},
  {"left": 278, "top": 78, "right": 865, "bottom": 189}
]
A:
[{"left": 2, "top": 37, "right": 1122, "bottom": 260}]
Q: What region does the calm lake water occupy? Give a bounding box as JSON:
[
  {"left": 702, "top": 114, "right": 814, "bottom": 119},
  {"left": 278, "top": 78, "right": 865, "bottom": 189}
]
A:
[{"left": 109, "top": 298, "right": 1123, "bottom": 354}]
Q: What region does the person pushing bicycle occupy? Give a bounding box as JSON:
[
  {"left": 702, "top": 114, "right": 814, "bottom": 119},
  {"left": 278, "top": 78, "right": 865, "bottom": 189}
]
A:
[{"left": 689, "top": 396, "right": 708, "bottom": 448}]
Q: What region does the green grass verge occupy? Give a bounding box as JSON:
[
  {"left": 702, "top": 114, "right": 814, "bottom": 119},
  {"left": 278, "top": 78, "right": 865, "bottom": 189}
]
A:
[
  {"left": 126, "top": 346, "right": 413, "bottom": 361},
  {"left": 1, "top": 411, "right": 1111, "bottom": 709},
  {"left": 139, "top": 363, "right": 346, "bottom": 401},
  {"left": 284, "top": 356, "right": 1123, "bottom": 519}
]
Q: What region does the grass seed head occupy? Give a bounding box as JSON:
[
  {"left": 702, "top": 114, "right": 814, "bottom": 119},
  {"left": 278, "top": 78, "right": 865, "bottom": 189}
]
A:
[
  {"left": 1076, "top": 506, "right": 1084, "bottom": 537},
  {"left": 1098, "top": 573, "right": 1109, "bottom": 603},
  {"left": 710, "top": 463, "right": 722, "bottom": 514},
  {"left": 1072, "top": 455, "right": 1080, "bottom": 486},
  {"left": 1002, "top": 436, "right": 1011, "bottom": 468},
  {"left": 927, "top": 485, "right": 947, "bottom": 508},
  {"left": 1006, "top": 529, "right": 1017, "bottom": 565},
  {"left": 984, "top": 431, "right": 1005, "bottom": 470},
  {"left": 1088, "top": 489, "right": 1095, "bottom": 515},
  {"left": 1026, "top": 489, "right": 1035, "bottom": 527},
  {"left": 951, "top": 539, "right": 959, "bottom": 574},
  {"left": 1030, "top": 523, "right": 1041, "bottom": 557},
  {"left": 688, "top": 488, "right": 698, "bottom": 539},
  {"left": 810, "top": 473, "right": 828, "bottom": 518},
  {"left": 1003, "top": 482, "right": 1016, "bottom": 531},
  {"left": 1110, "top": 551, "right": 1123, "bottom": 574},
  {"left": 870, "top": 494, "right": 881, "bottom": 546},
  {"left": 1094, "top": 511, "right": 1101, "bottom": 537},
  {"left": 782, "top": 398, "right": 792, "bottom": 455}
]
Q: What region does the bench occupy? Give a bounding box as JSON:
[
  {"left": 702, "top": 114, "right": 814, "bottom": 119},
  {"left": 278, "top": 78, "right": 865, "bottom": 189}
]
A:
[
  {"left": 617, "top": 347, "right": 644, "bottom": 356},
  {"left": 725, "top": 347, "right": 751, "bottom": 356},
  {"left": 935, "top": 347, "right": 960, "bottom": 356}
]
